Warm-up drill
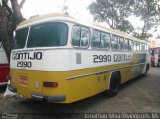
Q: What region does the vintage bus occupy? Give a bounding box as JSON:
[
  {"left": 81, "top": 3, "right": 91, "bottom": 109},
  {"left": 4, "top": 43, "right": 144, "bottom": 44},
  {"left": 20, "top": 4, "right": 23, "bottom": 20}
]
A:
[
  {"left": 8, "top": 13, "right": 150, "bottom": 103},
  {"left": 150, "top": 47, "right": 160, "bottom": 67},
  {"left": 0, "top": 41, "right": 9, "bottom": 86}
]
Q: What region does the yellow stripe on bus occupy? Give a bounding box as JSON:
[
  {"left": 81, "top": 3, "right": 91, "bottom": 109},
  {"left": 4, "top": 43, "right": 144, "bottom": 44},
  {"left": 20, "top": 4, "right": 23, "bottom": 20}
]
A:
[{"left": 10, "top": 62, "right": 145, "bottom": 103}]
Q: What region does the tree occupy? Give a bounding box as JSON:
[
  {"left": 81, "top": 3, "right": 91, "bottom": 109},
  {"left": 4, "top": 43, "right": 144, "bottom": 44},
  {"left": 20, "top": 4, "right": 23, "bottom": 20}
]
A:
[
  {"left": 133, "top": 0, "right": 160, "bottom": 40},
  {"left": 88, "top": 0, "right": 134, "bottom": 33},
  {"left": 0, "top": 0, "right": 25, "bottom": 61}
]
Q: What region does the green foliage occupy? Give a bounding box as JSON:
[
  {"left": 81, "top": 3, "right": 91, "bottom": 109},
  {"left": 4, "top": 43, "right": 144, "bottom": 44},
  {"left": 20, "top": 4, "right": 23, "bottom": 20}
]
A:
[
  {"left": 88, "top": 0, "right": 160, "bottom": 40},
  {"left": 132, "top": 32, "right": 152, "bottom": 40},
  {"left": 116, "top": 20, "right": 134, "bottom": 34},
  {"left": 133, "top": 0, "right": 160, "bottom": 40},
  {"left": 88, "top": 0, "right": 134, "bottom": 33}
]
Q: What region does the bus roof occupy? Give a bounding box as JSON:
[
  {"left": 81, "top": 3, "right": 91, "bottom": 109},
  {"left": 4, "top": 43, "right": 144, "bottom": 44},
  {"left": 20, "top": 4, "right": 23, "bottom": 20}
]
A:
[{"left": 17, "top": 13, "right": 147, "bottom": 44}]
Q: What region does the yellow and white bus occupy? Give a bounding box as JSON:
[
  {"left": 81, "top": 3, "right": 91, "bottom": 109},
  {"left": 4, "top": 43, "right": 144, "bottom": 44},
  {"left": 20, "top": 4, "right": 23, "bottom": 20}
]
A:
[{"left": 8, "top": 13, "right": 150, "bottom": 103}]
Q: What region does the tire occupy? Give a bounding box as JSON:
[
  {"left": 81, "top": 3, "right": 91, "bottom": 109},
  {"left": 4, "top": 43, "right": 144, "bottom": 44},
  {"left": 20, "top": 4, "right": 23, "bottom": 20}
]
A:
[{"left": 107, "top": 72, "right": 121, "bottom": 97}]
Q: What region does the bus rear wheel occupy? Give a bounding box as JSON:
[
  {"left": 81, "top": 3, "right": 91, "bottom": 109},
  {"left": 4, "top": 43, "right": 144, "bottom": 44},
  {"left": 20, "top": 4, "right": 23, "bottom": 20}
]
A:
[{"left": 107, "top": 72, "right": 121, "bottom": 97}]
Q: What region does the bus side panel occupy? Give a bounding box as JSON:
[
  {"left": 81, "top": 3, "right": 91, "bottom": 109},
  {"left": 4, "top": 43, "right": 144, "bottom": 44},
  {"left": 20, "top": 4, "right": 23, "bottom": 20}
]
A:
[
  {"left": 0, "top": 47, "right": 9, "bottom": 84},
  {"left": 130, "top": 52, "right": 147, "bottom": 78},
  {"left": 0, "top": 64, "right": 9, "bottom": 83},
  {"left": 66, "top": 69, "right": 110, "bottom": 103}
]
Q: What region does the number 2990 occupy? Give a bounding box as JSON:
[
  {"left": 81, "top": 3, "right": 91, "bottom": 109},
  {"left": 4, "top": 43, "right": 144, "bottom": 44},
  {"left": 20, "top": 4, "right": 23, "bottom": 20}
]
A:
[
  {"left": 17, "top": 61, "right": 32, "bottom": 68},
  {"left": 93, "top": 55, "right": 111, "bottom": 63}
]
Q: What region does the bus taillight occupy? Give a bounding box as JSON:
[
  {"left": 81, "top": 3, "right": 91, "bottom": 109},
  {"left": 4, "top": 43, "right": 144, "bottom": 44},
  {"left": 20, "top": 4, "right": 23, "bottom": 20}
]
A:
[{"left": 43, "top": 82, "right": 58, "bottom": 88}]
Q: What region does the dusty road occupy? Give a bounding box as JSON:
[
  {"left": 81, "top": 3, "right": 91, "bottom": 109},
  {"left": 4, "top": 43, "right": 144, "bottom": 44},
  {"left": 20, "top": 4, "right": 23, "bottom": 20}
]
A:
[{"left": 0, "top": 67, "right": 160, "bottom": 119}]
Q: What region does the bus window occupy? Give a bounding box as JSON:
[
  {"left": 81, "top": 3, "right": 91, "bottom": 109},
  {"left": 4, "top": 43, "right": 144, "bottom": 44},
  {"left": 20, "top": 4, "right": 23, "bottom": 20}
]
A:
[
  {"left": 145, "top": 45, "right": 149, "bottom": 52},
  {"left": 136, "top": 42, "right": 140, "bottom": 52},
  {"left": 91, "top": 30, "right": 100, "bottom": 48},
  {"left": 141, "top": 44, "right": 145, "bottom": 52},
  {"left": 72, "top": 26, "right": 81, "bottom": 46},
  {"left": 128, "top": 40, "right": 132, "bottom": 51},
  {"left": 139, "top": 43, "right": 142, "bottom": 52},
  {"left": 14, "top": 27, "right": 29, "bottom": 49},
  {"left": 111, "top": 35, "right": 118, "bottom": 50},
  {"left": 100, "top": 33, "right": 110, "bottom": 49},
  {"left": 118, "top": 37, "right": 124, "bottom": 51},
  {"left": 27, "top": 22, "right": 68, "bottom": 48},
  {"left": 124, "top": 39, "right": 129, "bottom": 51},
  {"left": 80, "top": 28, "right": 90, "bottom": 47},
  {"left": 133, "top": 42, "right": 136, "bottom": 51}
]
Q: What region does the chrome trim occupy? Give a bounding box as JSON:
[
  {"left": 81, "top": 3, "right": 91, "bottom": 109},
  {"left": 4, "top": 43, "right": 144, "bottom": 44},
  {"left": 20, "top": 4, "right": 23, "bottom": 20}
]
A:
[
  {"left": 66, "top": 62, "right": 146, "bottom": 80},
  {"left": 32, "top": 94, "right": 43, "bottom": 99}
]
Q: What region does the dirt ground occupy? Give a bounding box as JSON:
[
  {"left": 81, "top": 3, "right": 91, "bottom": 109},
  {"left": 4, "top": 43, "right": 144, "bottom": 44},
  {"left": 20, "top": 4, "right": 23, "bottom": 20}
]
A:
[{"left": 0, "top": 67, "right": 160, "bottom": 119}]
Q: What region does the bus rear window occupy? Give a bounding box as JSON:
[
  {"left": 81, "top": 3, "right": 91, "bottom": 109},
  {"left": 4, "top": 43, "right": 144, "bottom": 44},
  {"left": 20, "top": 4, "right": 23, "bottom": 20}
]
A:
[
  {"left": 14, "top": 28, "right": 29, "bottom": 49},
  {"left": 27, "top": 22, "right": 68, "bottom": 48}
]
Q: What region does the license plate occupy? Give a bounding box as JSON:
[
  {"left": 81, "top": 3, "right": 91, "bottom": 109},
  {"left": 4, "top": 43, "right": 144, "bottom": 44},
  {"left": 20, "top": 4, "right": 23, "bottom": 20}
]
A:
[{"left": 19, "top": 76, "right": 28, "bottom": 84}]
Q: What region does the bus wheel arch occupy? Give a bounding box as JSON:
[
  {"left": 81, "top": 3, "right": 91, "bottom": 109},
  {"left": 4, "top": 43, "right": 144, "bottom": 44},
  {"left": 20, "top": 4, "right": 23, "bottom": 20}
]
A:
[{"left": 107, "top": 71, "right": 121, "bottom": 97}]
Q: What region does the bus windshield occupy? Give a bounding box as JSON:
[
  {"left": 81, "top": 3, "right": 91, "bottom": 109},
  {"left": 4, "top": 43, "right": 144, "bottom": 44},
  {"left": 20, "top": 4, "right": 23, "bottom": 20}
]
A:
[
  {"left": 13, "top": 22, "right": 68, "bottom": 49},
  {"left": 14, "top": 27, "right": 29, "bottom": 49},
  {"left": 27, "top": 22, "right": 68, "bottom": 48}
]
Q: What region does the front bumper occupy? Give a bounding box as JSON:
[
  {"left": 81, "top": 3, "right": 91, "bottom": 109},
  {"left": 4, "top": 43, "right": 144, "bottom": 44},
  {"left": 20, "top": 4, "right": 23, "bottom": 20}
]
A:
[{"left": 8, "top": 84, "right": 66, "bottom": 103}]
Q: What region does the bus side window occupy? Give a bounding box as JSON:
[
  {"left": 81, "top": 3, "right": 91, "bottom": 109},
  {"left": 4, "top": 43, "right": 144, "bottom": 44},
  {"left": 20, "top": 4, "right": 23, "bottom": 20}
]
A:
[
  {"left": 136, "top": 42, "right": 140, "bottom": 52},
  {"left": 139, "top": 43, "right": 142, "bottom": 52},
  {"left": 124, "top": 39, "right": 129, "bottom": 51},
  {"left": 145, "top": 45, "right": 149, "bottom": 52},
  {"left": 72, "top": 26, "right": 90, "bottom": 48},
  {"left": 72, "top": 26, "right": 81, "bottom": 47},
  {"left": 128, "top": 40, "right": 132, "bottom": 51},
  {"left": 81, "top": 28, "right": 90, "bottom": 47},
  {"left": 111, "top": 35, "right": 118, "bottom": 50},
  {"left": 91, "top": 30, "right": 100, "bottom": 48},
  {"left": 118, "top": 37, "right": 124, "bottom": 51},
  {"left": 141, "top": 44, "right": 145, "bottom": 52},
  {"left": 100, "top": 33, "right": 110, "bottom": 49}
]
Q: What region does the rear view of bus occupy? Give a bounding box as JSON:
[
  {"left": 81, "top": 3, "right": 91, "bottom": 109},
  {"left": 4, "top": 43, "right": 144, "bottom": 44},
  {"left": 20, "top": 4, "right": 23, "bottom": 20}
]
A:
[
  {"left": 8, "top": 15, "right": 70, "bottom": 103},
  {"left": 0, "top": 42, "right": 9, "bottom": 86}
]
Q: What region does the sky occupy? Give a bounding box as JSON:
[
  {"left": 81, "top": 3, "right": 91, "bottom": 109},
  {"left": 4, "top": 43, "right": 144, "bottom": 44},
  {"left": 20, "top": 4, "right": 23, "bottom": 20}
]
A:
[
  {"left": 19, "top": 0, "right": 160, "bottom": 40},
  {"left": 20, "top": 0, "right": 143, "bottom": 27},
  {"left": 20, "top": 0, "right": 93, "bottom": 22}
]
